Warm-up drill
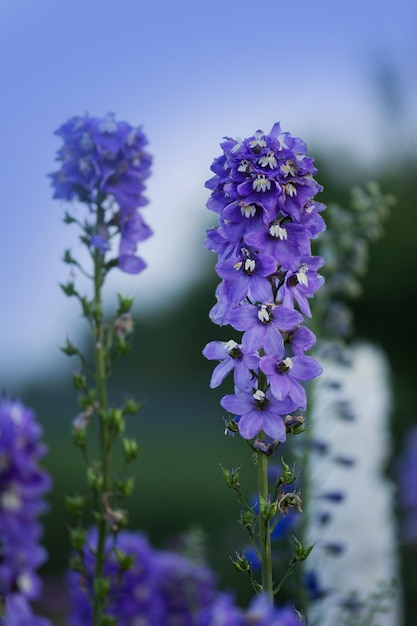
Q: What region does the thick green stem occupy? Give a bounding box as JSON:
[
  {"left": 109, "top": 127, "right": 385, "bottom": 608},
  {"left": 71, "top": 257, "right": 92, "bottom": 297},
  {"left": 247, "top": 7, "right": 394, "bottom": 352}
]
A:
[
  {"left": 92, "top": 211, "right": 110, "bottom": 626},
  {"left": 257, "top": 435, "right": 273, "bottom": 603}
]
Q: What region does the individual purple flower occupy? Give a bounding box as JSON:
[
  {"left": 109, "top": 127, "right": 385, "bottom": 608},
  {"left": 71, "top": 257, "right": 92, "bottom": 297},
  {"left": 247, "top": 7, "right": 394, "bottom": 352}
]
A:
[
  {"left": 260, "top": 355, "right": 322, "bottom": 409},
  {"left": 202, "top": 340, "right": 259, "bottom": 391},
  {"left": 50, "top": 113, "right": 152, "bottom": 274},
  {"left": 198, "top": 594, "right": 244, "bottom": 626},
  {"left": 221, "top": 389, "right": 297, "bottom": 440},
  {"left": 0, "top": 397, "right": 52, "bottom": 625}
]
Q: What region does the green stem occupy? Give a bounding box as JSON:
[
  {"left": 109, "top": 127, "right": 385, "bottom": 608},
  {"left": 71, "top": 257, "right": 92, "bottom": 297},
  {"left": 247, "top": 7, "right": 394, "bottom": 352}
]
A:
[
  {"left": 257, "top": 434, "right": 273, "bottom": 603},
  {"left": 92, "top": 210, "right": 110, "bottom": 626}
]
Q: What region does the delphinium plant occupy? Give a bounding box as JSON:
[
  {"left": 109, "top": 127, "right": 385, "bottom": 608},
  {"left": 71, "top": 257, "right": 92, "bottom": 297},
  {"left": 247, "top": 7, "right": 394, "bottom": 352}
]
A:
[
  {"left": 203, "top": 122, "right": 326, "bottom": 611},
  {"left": 0, "top": 397, "right": 52, "bottom": 626},
  {"left": 50, "top": 112, "right": 152, "bottom": 626}
]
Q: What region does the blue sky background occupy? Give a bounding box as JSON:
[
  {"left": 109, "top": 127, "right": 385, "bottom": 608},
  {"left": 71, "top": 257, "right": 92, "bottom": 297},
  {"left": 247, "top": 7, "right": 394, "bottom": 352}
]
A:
[{"left": 0, "top": 0, "right": 416, "bottom": 385}]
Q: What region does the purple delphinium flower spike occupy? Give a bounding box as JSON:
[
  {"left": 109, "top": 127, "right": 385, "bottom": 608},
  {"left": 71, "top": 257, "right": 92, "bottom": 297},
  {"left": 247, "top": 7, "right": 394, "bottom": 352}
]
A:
[
  {"left": 203, "top": 124, "right": 325, "bottom": 442},
  {"left": 67, "top": 528, "right": 217, "bottom": 625},
  {"left": 0, "top": 398, "right": 52, "bottom": 626},
  {"left": 50, "top": 113, "right": 152, "bottom": 274}
]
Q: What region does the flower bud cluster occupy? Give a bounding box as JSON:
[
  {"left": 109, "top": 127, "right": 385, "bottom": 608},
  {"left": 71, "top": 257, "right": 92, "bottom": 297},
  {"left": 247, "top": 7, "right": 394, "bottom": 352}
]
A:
[
  {"left": 0, "top": 398, "right": 52, "bottom": 626},
  {"left": 203, "top": 124, "right": 325, "bottom": 441},
  {"left": 50, "top": 113, "right": 152, "bottom": 274}
]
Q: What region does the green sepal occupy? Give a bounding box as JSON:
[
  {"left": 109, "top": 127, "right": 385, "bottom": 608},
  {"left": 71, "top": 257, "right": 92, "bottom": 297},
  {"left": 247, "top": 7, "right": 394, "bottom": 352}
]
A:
[
  {"left": 66, "top": 495, "right": 87, "bottom": 516},
  {"left": 73, "top": 371, "right": 87, "bottom": 390},
  {"left": 117, "top": 294, "right": 134, "bottom": 314},
  {"left": 93, "top": 577, "right": 110, "bottom": 600},
  {"left": 61, "top": 339, "right": 78, "bottom": 356},
  {"left": 221, "top": 465, "right": 241, "bottom": 490},
  {"left": 60, "top": 281, "right": 77, "bottom": 297},
  {"left": 239, "top": 509, "right": 255, "bottom": 530},
  {"left": 115, "top": 548, "right": 135, "bottom": 572},
  {"left": 230, "top": 552, "right": 251, "bottom": 573},
  {"left": 78, "top": 389, "right": 97, "bottom": 410},
  {"left": 259, "top": 495, "right": 277, "bottom": 521},
  {"left": 292, "top": 535, "right": 314, "bottom": 562},
  {"left": 87, "top": 466, "right": 103, "bottom": 491},
  {"left": 69, "top": 554, "right": 86, "bottom": 574},
  {"left": 63, "top": 211, "right": 76, "bottom": 225},
  {"left": 69, "top": 527, "right": 87, "bottom": 551},
  {"left": 122, "top": 398, "right": 141, "bottom": 415},
  {"left": 72, "top": 425, "right": 87, "bottom": 448},
  {"left": 279, "top": 458, "right": 296, "bottom": 485},
  {"left": 116, "top": 476, "right": 135, "bottom": 498},
  {"left": 63, "top": 249, "right": 77, "bottom": 265},
  {"left": 122, "top": 438, "right": 139, "bottom": 463}
]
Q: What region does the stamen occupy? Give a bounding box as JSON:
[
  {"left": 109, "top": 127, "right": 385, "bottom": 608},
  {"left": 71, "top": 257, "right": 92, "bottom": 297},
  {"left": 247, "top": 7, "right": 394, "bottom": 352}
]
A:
[
  {"left": 240, "top": 204, "right": 256, "bottom": 218},
  {"left": 252, "top": 175, "right": 271, "bottom": 192},
  {"left": 258, "top": 151, "right": 277, "bottom": 169},
  {"left": 258, "top": 305, "right": 270, "bottom": 323},
  {"left": 296, "top": 264, "right": 308, "bottom": 286},
  {"left": 244, "top": 258, "right": 256, "bottom": 273},
  {"left": 269, "top": 223, "right": 288, "bottom": 240}
]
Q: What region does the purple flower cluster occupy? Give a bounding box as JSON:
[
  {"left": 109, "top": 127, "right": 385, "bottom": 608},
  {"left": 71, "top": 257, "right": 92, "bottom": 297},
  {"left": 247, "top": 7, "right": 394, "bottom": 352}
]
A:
[
  {"left": 199, "top": 593, "right": 303, "bottom": 626},
  {"left": 50, "top": 113, "right": 152, "bottom": 274},
  {"left": 68, "top": 529, "right": 217, "bottom": 625},
  {"left": 203, "top": 124, "right": 325, "bottom": 441},
  {"left": 0, "top": 398, "right": 52, "bottom": 626}
]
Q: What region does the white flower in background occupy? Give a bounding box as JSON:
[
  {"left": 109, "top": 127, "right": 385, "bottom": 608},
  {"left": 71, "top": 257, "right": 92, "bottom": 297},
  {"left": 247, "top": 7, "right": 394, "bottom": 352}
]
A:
[{"left": 306, "top": 343, "right": 402, "bottom": 626}]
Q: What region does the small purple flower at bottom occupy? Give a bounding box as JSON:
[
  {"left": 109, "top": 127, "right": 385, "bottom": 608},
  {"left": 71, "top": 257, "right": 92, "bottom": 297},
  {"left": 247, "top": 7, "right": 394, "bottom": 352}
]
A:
[
  {"left": 198, "top": 594, "right": 303, "bottom": 626},
  {"left": 0, "top": 595, "right": 51, "bottom": 626},
  {"left": 221, "top": 389, "right": 297, "bottom": 440}
]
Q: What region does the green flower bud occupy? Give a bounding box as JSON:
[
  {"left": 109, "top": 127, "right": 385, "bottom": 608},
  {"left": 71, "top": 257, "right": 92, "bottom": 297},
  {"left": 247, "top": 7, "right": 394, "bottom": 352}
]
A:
[
  {"left": 293, "top": 535, "right": 314, "bottom": 562},
  {"left": 72, "top": 425, "right": 87, "bottom": 448},
  {"left": 73, "top": 371, "right": 87, "bottom": 390},
  {"left": 60, "top": 281, "right": 77, "bottom": 297},
  {"left": 123, "top": 398, "right": 141, "bottom": 415},
  {"left": 61, "top": 339, "right": 78, "bottom": 356},
  {"left": 93, "top": 577, "right": 110, "bottom": 600},
  {"left": 116, "top": 477, "right": 134, "bottom": 498},
  {"left": 87, "top": 466, "right": 103, "bottom": 491},
  {"left": 66, "top": 495, "right": 87, "bottom": 516},
  {"left": 122, "top": 438, "right": 139, "bottom": 463},
  {"left": 115, "top": 549, "right": 135, "bottom": 572},
  {"left": 259, "top": 495, "right": 278, "bottom": 521},
  {"left": 117, "top": 294, "right": 134, "bottom": 314},
  {"left": 239, "top": 509, "right": 255, "bottom": 529},
  {"left": 69, "top": 527, "right": 87, "bottom": 551},
  {"left": 221, "top": 465, "right": 240, "bottom": 490},
  {"left": 230, "top": 552, "right": 251, "bottom": 573}
]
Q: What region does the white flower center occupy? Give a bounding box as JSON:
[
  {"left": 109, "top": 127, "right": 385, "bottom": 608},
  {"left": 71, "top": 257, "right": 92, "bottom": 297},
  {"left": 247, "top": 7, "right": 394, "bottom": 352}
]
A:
[
  {"left": 280, "top": 161, "right": 296, "bottom": 176},
  {"left": 249, "top": 131, "right": 267, "bottom": 149},
  {"left": 283, "top": 183, "right": 297, "bottom": 197},
  {"left": 269, "top": 224, "right": 287, "bottom": 240},
  {"left": 1, "top": 487, "right": 21, "bottom": 511},
  {"left": 252, "top": 175, "right": 271, "bottom": 192},
  {"left": 238, "top": 159, "right": 250, "bottom": 172},
  {"left": 283, "top": 357, "right": 293, "bottom": 369},
  {"left": 258, "top": 151, "right": 277, "bottom": 169},
  {"left": 296, "top": 264, "right": 309, "bottom": 286},
  {"left": 258, "top": 305, "right": 270, "bottom": 323},
  {"left": 224, "top": 340, "right": 239, "bottom": 353},
  {"left": 240, "top": 204, "right": 256, "bottom": 218},
  {"left": 244, "top": 258, "right": 256, "bottom": 273},
  {"left": 253, "top": 390, "right": 266, "bottom": 402}
]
